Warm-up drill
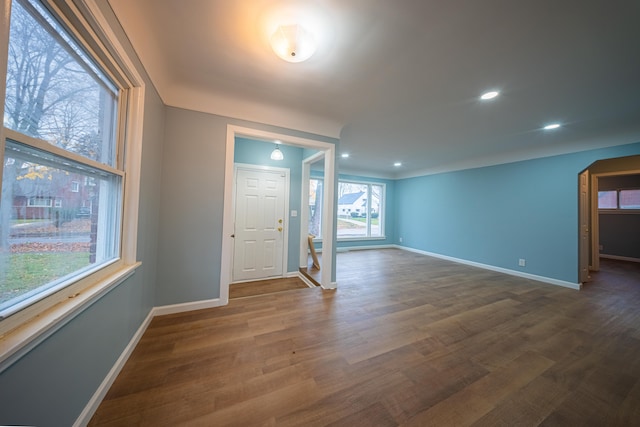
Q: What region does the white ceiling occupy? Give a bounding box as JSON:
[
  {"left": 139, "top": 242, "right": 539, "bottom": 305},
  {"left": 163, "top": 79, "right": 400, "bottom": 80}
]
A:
[{"left": 108, "top": 0, "right": 640, "bottom": 178}]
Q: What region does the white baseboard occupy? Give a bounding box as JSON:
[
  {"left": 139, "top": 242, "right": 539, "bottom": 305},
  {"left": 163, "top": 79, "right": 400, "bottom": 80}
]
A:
[
  {"left": 600, "top": 254, "right": 640, "bottom": 263},
  {"left": 152, "top": 297, "right": 225, "bottom": 316},
  {"left": 75, "top": 296, "right": 226, "bottom": 425},
  {"left": 73, "top": 310, "right": 154, "bottom": 427},
  {"left": 396, "top": 245, "right": 581, "bottom": 290},
  {"left": 336, "top": 244, "right": 395, "bottom": 252},
  {"left": 321, "top": 281, "right": 338, "bottom": 290}
]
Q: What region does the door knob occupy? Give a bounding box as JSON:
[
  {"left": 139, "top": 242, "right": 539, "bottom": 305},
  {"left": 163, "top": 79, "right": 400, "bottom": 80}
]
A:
[{"left": 278, "top": 227, "right": 283, "bottom": 232}]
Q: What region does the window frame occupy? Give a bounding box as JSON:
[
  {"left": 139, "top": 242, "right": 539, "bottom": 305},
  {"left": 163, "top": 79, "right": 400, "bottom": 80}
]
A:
[
  {"left": 336, "top": 179, "right": 386, "bottom": 241},
  {"left": 598, "top": 188, "right": 640, "bottom": 212},
  {"left": 0, "top": 0, "right": 145, "bottom": 367}
]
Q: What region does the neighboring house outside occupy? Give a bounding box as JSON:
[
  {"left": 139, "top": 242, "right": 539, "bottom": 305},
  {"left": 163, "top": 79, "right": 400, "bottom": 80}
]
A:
[
  {"left": 10, "top": 167, "right": 95, "bottom": 223},
  {"left": 338, "top": 191, "right": 367, "bottom": 217}
]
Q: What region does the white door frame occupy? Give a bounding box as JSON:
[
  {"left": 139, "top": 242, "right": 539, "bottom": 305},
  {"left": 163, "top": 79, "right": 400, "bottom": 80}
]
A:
[
  {"left": 233, "top": 163, "right": 290, "bottom": 283},
  {"left": 221, "top": 125, "right": 336, "bottom": 303}
]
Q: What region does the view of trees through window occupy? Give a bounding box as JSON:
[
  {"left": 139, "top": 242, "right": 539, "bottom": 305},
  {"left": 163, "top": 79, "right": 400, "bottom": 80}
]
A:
[
  {"left": 308, "top": 178, "right": 322, "bottom": 237},
  {"left": 0, "top": 0, "right": 121, "bottom": 314}
]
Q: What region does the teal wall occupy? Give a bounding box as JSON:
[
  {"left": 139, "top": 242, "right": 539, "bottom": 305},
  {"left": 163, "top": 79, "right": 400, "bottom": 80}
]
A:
[
  {"left": 234, "top": 137, "right": 304, "bottom": 273},
  {"left": 157, "top": 108, "right": 339, "bottom": 304},
  {"left": 395, "top": 141, "right": 640, "bottom": 284}
]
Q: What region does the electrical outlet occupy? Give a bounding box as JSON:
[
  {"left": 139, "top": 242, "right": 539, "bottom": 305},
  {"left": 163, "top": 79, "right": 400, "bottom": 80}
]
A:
[
  {"left": 519, "top": 259, "right": 526, "bottom": 267},
  {"left": 399, "top": 237, "right": 403, "bottom": 243}
]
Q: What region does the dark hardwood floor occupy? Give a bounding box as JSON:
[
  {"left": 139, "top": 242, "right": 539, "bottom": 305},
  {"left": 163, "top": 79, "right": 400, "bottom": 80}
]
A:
[{"left": 89, "top": 250, "right": 640, "bottom": 426}]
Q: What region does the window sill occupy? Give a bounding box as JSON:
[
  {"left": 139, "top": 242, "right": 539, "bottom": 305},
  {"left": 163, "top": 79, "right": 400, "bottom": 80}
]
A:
[
  {"left": 0, "top": 262, "right": 141, "bottom": 372},
  {"left": 599, "top": 210, "right": 640, "bottom": 214}
]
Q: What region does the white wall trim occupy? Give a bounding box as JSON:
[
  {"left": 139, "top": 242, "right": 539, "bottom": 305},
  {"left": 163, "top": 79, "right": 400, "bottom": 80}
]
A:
[
  {"left": 323, "top": 282, "right": 338, "bottom": 290},
  {"left": 73, "top": 309, "right": 154, "bottom": 427},
  {"left": 396, "top": 245, "right": 581, "bottom": 290},
  {"left": 600, "top": 254, "right": 640, "bottom": 263},
  {"left": 336, "top": 244, "right": 396, "bottom": 252},
  {"left": 152, "top": 298, "right": 225, "bottom": 317}
]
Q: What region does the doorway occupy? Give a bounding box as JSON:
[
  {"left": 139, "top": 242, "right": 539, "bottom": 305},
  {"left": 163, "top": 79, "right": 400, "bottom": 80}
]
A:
[
  {"left": 220, "top": 125, "right": 336, "bottom": 303},
  {"left": 578, "top": 154, "right": 640, "bottom": 284}
]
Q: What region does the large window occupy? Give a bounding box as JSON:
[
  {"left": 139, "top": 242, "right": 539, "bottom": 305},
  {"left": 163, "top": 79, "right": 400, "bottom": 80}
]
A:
[
  {"left": 0, "top": 0, "right": 124, "bottom": 319},
  {"left": 337, "top": 180, "right": 384, "bottom": 239}
]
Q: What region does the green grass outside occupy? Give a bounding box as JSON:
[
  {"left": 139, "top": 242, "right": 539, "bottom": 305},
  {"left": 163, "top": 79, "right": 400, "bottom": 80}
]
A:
[
  {"left": 346, "top": 217, "right": 380, "bottom": 226},
  {"left": 0, "top": 252, "right": 90, "bottom": 304}
]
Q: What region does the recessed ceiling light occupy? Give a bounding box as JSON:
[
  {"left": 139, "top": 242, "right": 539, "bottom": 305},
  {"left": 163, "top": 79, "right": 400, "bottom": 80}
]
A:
[
  {"left": 394, "top": 162, "right": 402, "bottom": 167},
  {"left": 480, "top": 91, "right": 500, "bottom": 100},
  {"left": 543, "top": 123, "right": 561, "bottom": 130},
  {"left": 341, "top": 153, "right": 349, "bottom": 158}
]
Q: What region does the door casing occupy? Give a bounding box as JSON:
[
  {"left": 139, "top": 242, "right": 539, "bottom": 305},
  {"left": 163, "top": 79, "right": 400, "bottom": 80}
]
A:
[{"left": 221, "top": 125, "right": 336, "bottom": 304}]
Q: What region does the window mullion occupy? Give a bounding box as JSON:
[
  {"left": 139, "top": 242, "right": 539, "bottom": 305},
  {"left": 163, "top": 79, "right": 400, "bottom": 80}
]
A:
[
  {"left": 366, "top": 184, "right": 372, "bottom": 237},
  {"left": 4, "top": 128, "right": 123, "bottom": 177}
]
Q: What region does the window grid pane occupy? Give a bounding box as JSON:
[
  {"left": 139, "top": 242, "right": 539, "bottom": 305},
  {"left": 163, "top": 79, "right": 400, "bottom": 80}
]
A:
[
  {"left": 620, "top": 189, "right": 640, "bottom": 209},
  {"left": 4, "top": 0, "right": 118, "bottom": 166},
  {"left": 0, "top": 141, "right": 121, "bottom": 312},
  {"left": 308, "top": 178, "right": 322, "bottom": 237},
  {"left": 598, "top": 191, "right": 617, "bottom": 209}
]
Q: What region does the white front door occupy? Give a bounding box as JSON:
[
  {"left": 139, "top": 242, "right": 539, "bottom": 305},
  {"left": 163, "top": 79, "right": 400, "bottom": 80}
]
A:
[{"left": 233, "top": 167, "right": 287, "bottom": 282}]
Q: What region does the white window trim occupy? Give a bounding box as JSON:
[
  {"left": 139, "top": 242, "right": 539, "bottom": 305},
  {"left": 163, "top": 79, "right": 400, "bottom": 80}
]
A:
[
  {"left": 0, "top": 0, "right": 144, "bottom": 370},
  {"left": 337, "top": 179, "right": 386, "bottom": 240}
]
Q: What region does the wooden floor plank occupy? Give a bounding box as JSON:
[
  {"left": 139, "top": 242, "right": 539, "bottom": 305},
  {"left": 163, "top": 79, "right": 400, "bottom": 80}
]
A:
[{"left": 89, "top": 251, "right": 640, "bottom": 426}]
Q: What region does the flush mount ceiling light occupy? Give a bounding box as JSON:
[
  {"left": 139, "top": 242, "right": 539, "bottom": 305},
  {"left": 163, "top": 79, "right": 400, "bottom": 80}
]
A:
[
  {"left": 341, "top": 153, "right": 350, "bottom": 158},
  {"left": 270, "top": 24, "right": 317, "bottom": 62},
  {"left": 543, "top": 123, "right": 561, "bottom": 130},
  {"left": 480, "top": 90, "right": 500, "bottom": 100},
  {"left": 270, "top": 143, "right": 284, "bottom": 160},
  {"left": 394, "top": 162, "right": 402, "bottom": 167}
]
